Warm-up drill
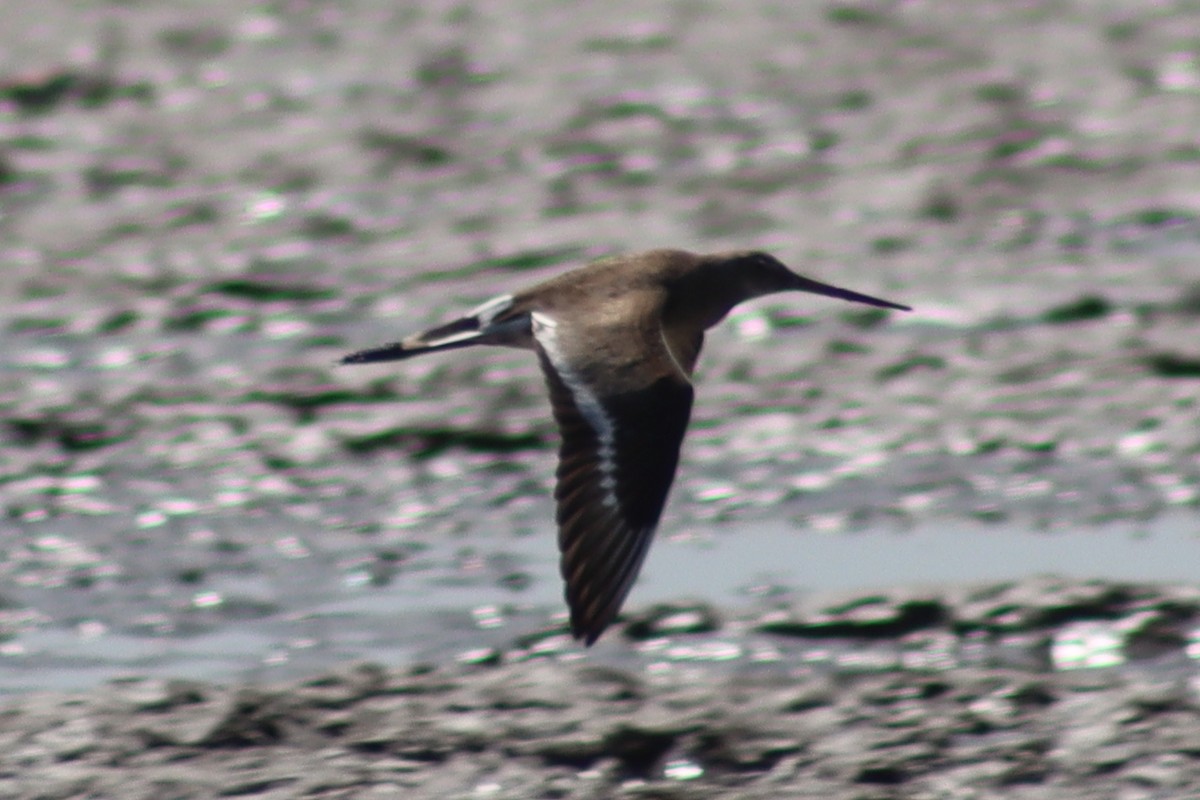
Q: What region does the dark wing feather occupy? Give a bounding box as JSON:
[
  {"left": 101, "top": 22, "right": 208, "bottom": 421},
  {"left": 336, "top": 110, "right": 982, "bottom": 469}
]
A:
[{"left": 537, "top": 350, "right": 693, "bottom": 644}]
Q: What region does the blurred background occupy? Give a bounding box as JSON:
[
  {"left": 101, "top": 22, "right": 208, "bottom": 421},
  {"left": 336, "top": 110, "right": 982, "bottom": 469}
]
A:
[{"left": 1, "top": 0, "right": 1199, "bottom": 692}]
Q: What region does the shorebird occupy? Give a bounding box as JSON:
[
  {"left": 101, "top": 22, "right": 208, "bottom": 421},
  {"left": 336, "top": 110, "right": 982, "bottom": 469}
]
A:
[{"left": 342, "top": 249, "right": 910, "bottom": 644}]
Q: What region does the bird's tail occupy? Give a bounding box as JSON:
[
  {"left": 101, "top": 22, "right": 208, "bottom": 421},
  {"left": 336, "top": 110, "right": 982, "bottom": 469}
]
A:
[
  {"left": 339, "top": 319, "right": 483, "bottom": 364},
  {"left": 340, "top": 294, "right": 525, "bottom": 365}
]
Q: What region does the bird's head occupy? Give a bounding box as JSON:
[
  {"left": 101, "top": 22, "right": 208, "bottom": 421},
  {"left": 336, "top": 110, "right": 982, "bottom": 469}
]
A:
[{"left": 716, "top": 251, "right": 911, "bottom": 311}]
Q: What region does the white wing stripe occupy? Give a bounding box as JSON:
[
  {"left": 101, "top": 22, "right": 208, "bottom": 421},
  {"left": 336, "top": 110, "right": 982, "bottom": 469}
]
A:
[
  {"left": 531, "top": 312, "right": 620, "bottom": 509},
  {"left": 467, "top": 294, "right": 514, "bottom": 328}
]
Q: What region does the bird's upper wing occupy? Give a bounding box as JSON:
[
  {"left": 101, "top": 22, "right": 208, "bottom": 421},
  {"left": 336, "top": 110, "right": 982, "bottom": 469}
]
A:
[{"left": 531, "top": 311, "right": 694, "bottom": 644}]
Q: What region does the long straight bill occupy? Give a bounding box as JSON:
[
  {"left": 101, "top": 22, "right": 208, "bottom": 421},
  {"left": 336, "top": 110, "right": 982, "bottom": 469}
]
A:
[{"left": 791, "top": 275, "right": 911, "bottom": 311}]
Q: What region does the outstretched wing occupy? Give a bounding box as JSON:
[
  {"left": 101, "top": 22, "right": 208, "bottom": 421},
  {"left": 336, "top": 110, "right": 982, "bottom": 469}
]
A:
[{"left": 532, "top": 312, "right": 694, "bottom": 644}]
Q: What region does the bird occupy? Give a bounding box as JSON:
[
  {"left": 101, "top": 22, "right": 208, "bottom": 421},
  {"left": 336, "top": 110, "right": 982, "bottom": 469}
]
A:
[{"left": 341, "top": 249, "right": 911, "bottom": 645}]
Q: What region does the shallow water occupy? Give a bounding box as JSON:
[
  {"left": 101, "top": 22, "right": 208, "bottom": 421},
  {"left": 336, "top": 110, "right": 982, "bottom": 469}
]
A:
[{"left": 3, "top": 510, "right": 1195, "bottom": 694}]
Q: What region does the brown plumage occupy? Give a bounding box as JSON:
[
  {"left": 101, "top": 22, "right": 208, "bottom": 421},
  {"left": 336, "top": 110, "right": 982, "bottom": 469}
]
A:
[{"left": 342, "top": 249, "right": 910, "bottom": 644}]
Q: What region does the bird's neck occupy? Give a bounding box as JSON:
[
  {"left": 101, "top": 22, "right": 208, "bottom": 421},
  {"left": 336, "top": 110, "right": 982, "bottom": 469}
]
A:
[{"left": 663, "top": 270, "right": 767, "bottom": 332}]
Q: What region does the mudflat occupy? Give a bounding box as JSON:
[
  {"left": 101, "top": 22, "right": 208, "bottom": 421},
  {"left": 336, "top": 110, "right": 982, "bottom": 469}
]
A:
[{"left": 2, "top": 1, "right": 1199, "bottom": 797}]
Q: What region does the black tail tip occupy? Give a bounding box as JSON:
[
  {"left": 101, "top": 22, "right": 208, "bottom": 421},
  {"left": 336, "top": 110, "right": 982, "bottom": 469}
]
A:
[{"left": 338, "top": 342, "right": 411, "bottom": 365}]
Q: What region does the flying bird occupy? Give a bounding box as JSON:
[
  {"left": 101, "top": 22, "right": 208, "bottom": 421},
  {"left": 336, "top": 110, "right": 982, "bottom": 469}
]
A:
[{"left": 341, "top": 249, "right": 910, "bottom": 644}]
